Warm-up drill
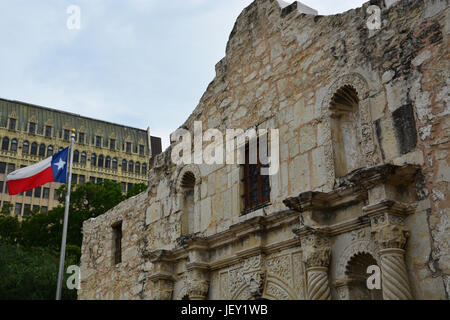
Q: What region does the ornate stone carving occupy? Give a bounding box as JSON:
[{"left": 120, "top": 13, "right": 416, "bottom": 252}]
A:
[
  {"left": 373, "top": 224, "right": 410, "bottom": 250},
  {"left": 152, "top": 278, "right": 174, "bottom": 300},
  {"left": 372, "top": 224, "right": 413, "bottom": 300},
  {"left": 244, "top": 271, "right": 266, "bottom": 299},
  {"left": 301, "top": 233, "right": 331, "bottom": 269},
  {"left": 300, "top": 233, "right": 332, "bottom": 300},
  {"left": 186, "top": 278, "right": 210, "bottom": 300}
]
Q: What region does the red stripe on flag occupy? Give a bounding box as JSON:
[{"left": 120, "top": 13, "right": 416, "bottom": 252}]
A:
[{"left": 7, "top": 166, "right": 55, "bottom": 196}]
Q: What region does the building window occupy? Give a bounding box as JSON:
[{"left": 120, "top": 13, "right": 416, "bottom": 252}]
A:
[
  {"left": 41, "top": 206, "right": 48, "bottom": 213},
  {"left": 128, "top": 161, "right": 134, "bottom": 173},
  {"left": 39, "top": 144, "right": 46, "bottom": 157},
  {"left": 2, "top": 137, "right": 9, "bottom": 150},
  {"left": 110, "top": 139, "right": 116, "bottom": 150},
  {"left": 30, "top": 142, "right": 38, "bottom": 156},
  {"left": 59, "top": 147, "right": 64, "bottom": 152},
  {"left": 34, "top": 187, "right": 41, "bottom": 198},
  {"left": 242, "top": 141, "right": 271, "bottom": 213},
  {"left": 126, "top": 142, "right": 131, "bottom": 153},
  {"left": 97, "top": 178, "right": 103, "bottom": 184},
  {"left": 14, "top": 203, "right": 22, "bottom": 215},
  {"left": 32, "top": 205, "right": 40, "bottom": 212},
  {"left": 127, "top": 183, "right": 133, "bottom": 192},
  {"left": 112, "top": 158, "right": 118, "bottom": 170},
  {"left": 135, "top": 162, "right": 140, "bottom": 175},
  {"left": 54, "top": 189, "right": 59, "bottom": 200},
  {"left": 0, "top": 163, "right": 5, "bottom": 174},
  {"left": 81, "top": 152, "right": 87, "bottom": 165},
  {"left": 96, "top": 136, "right": 101, "bottom": 147},
  {"left": 121, "top": 182, "right": 126, "bottom": 193},
  {"left": 23, "top": 204, "right": 31, "bottom": 216},
  {"left": 73, "top": 150, "right": 79, "bottom": 163},
  {"left": 112, "top": 222, "right": 122, "bottom": 265},
  {"left": 43, "top": 187, "right": 50, "bottom": 199},
  {"left": 45, "top": 126, "right": 52, "bottom": 137},
  {"left": 89, "top": 176, "right": 96, "bottom": 184},
  {"left": 78, "top": 132, "right": 84, "bottom": 144},
  {"left": 47, "top": 145, "right": 54, "bottom": 157},
  {"left": 7, "top": 163, "right": 15, "bottom": 173},
  {"left": 26, "top": 189, "right": 33, "bottom": 197},
  {"left": 9, "top": 118, "right": 16, "bottom": 130},
  {"left": 29, "top": 122, "right": 36, "bottom": 134},
  {"left": 179, "top": 171, "right": 196, "bottom": 236},
  {"left": 10, "top": 139, "right": 18, "bottom": 152},
  {"left": 139, "top": 145, "right": 145, "bottom": 156},
  {"left": 64, "top": 129, "right": 70, "bottom": 141},
  {"left": 142, "top": 163, "right": 147, "bottom": 175},
  {"left": 79, "top": 175, "right": 85, "bottom": 185},
  {"left": 122, "top": 159, "right": 127, "bottom": 172},
  {"left": 22, "top": 141, "right": 29, "bottom": 155},
  {"left": 0, "top": 181, "right": 3, "bottom": 193},
  {"left": 72, "top": 174, "right": 78, "bottom": 184},
  {"left": 91, "top": 153, "right": 97, "bottom": 166},
  {"left": 105, "top": 156, "right": 111, "bottom": 169},
  {"left": 98, "top": 155, "right": 104, "bottom": 168}
]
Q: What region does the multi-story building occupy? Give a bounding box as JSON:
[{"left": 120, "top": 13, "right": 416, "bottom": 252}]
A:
[{"left": 0, "top": 98, "right": 162, "bottom": 217}]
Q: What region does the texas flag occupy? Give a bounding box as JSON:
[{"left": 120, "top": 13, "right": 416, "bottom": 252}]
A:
[{"left": 7, "top": 148, "right": 69, "bottom": 196}]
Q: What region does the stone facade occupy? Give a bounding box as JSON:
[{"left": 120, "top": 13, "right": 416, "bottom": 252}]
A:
[{"left": 79, "top": 0, "right": 449, "bottom": 300}]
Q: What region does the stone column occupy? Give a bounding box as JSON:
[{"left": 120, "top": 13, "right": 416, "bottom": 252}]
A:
[
  {"left": 150, "top": 276, "right": 174, "bottom": 300},
  {"left": 301, "top": 233, "right": 332, "bottom": 300},
  {"left": 186, "top": 266, "right": 209, "bottom": 300},
  {"left": 373, "top": 224, "right": 413, "bottom": 300}
]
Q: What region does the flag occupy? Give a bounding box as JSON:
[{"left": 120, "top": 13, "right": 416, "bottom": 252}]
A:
[{"left": 6, "top": 147, "right": 69, "bottom": 196}]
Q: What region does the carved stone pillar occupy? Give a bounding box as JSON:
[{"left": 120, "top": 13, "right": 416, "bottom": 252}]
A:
[
  {"left": 186, "top": 267, "right": 209, "bottom": 300},
  {"left": 150, "top": 276, "right": 174, "bottom": 300},
  {"left": 146, "top": 250, "right": 175, "bottom": 300},
  {"left": 372, "top": 223, "right": 413, "bottom": 300},
  {"left": 183, "top": 237, "right": 210, "bottom": 300},
  {"left": 301, "top": 233, "right": 332, "bottom": 300}
]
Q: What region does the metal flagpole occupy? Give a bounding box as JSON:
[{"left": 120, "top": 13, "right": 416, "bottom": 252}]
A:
[{"left": 56, "top": 129, "right": 76, "bottom": 300}]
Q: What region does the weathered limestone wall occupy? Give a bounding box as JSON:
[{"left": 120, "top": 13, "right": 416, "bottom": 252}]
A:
[{"left": 79, "top": 0, "right": 449, "bottom": 300}]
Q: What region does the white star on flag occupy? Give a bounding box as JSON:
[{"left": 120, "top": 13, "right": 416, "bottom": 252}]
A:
[{"left": 55, "top": 158, "right": 66, "bottom": 171}]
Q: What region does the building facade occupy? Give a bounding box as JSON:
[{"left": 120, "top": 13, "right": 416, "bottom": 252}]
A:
[
  {"left": 0, "top": 98, "right": 162, "bottom": 216},
  {"left": 79, "top": 0, "right": 449, "bottom": 300}
]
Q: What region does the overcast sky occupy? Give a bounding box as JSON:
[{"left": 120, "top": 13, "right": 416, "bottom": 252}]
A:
[{"left": 0, "top": 0, "right": 365, "bottom": 149}]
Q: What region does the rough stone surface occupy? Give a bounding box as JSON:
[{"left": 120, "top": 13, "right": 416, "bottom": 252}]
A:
[{"left": 79, "top": 0, "right": 449, "bottom": 300}]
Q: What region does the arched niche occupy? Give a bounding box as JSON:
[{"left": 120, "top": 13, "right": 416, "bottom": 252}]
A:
[
  {"left": 175, "top": 164, "right": 202, "bottom": 236},
  {"left": 320, "top": 73, "right": 380, "bottom": 189}
]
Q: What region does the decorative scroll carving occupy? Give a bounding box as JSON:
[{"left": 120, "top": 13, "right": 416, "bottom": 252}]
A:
[{"left": 152, "top": 278, "right": 174, "bottom": 300}]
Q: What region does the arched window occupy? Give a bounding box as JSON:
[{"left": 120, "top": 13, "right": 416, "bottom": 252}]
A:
[
  {"left": 122, "top": 159, "right": 127, "bottom": 172},
  {"left": 31, "top": 142, "right": 38, "bottom": 155},
  {"left": 180, "top": 171, "right": 196, "bottom": 236},
  {"left": 128, "top": 160, "right": 134, "bottom": 173},
  {"left": 22, "top": 141, "right": 29, "bottom": 155},
  {"left": 81, "top": 152, "right": 87, "bottom": 165},
  {"left": 2, "top": 137, "right": 9, "bottom": 150},
  {"left": 105, "top": 156, "right": 111, "bottom": 169},
  {"left": 135, "top": 162, "right": 140, "bottom": 174},
  {"left": 47, "top": 145, "right": 54, "bottom": 157},
  {"left": 39, "top": 144, "right": 46, "bottom": 157},
  {"left": 112, "top": 158, "right": 118, "bottom": 170},
  {"left": 10, "top": 138, "right": 18, "bottom": 152},
  {"left": 142, "top": 163, "right": 147, "bottom": 175},
  {"left": 73, "top": 150, "right": 79, "bottom": 163},
  {"left": 330, "top": 85, "right": 361, "bottom": 177},
  {"left": 98, "top": 155, "right": 104, "bottom": 168},
  {"left": 91, "top": 153, "right": 97, "bottom": 166}
]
